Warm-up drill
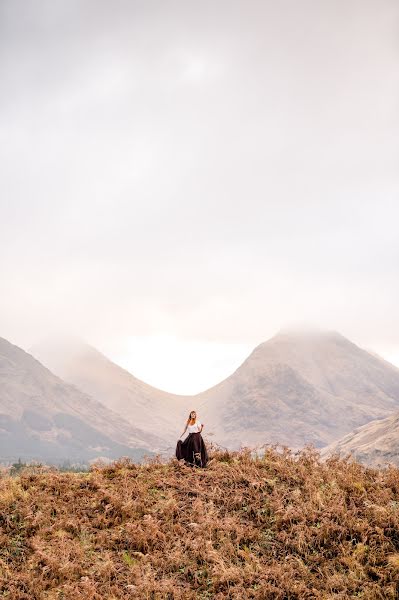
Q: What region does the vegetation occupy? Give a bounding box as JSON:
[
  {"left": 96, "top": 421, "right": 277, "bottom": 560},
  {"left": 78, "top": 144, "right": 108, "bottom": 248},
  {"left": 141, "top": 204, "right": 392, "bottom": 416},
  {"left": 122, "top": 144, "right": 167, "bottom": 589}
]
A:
[
  {"left": 3, "top": 460, "right": 89, "bottom": 476},
  {"left": 9, "top": 459, "right": 28, "bottom": 477},
  {"left": 1, "top": 445, "right": 399, "bottom": 599}
]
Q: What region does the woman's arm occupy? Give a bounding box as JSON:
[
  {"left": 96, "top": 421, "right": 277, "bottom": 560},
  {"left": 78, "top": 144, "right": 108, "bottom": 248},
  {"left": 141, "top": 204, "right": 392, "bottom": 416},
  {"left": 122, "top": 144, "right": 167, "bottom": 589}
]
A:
[
  {"left": 200, "top": 423, "right": 204, "bottom": 432},
  {"left": 181, "top": 424, "right": 188, "bottom": 438}
]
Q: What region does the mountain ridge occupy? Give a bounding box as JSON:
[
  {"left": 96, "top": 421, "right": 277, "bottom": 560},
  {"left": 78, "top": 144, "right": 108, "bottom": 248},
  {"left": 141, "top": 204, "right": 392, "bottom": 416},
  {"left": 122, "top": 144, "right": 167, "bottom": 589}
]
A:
[
  {"left": 0, "top": 336, "right": 162, "bottom": 463},
  {"left": 31, "top": 338, "right": 188, "bottom": 444},
  {"left": 32, "top": 330, "right": 399, "bottom": 452}
]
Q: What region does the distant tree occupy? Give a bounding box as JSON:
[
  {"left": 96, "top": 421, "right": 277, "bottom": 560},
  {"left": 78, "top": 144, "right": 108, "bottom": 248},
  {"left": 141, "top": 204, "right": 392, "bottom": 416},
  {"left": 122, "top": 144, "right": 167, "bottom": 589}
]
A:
[
  {"left": 10, "top": 458, "right": 27, "bottom": 476},
  {"left": 58, "top": 461, "right": 89, "bottom": 473}
]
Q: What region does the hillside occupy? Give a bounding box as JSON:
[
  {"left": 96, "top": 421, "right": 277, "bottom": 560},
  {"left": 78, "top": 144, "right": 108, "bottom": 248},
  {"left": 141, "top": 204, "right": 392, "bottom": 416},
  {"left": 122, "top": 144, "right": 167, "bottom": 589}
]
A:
[
  {"left": 33, "top": 331, "right": 399, "bottom": 452},
  {"left": 322, "top": 410, "right": 399, "bottom": 468},
  {"left": 32, "top": 339, "right": 187, "bottom": 446},
  {"left": 0, "top": 337, "right": 162, "bottom": 464},
  {"left": 2, "top": 447, "right": 399, "bottom": 599},
  {"left": 196, "top": 330, "right": 399, "bottom": 449}
]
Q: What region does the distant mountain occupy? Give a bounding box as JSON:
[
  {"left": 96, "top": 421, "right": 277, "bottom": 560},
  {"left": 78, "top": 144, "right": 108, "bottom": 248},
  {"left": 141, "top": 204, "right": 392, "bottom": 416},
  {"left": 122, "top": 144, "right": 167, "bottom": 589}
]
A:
[
  {"left": 198, "top": 332, "right": 399, "bottom": 447},
  {"left": 195, "top": 330, "right": 399, "bottom": 449},
  {"left": 0, "top": 337, "right": 162, "bottom": 464},
  {"left": 321, "top": 411, "right": 399, "bottom": 468},
  {"left": 31, "top": 338, "right": 188, "bottom": 446},
  {"left": 33, "top": 331, "right": 399, "bottom": 452}
]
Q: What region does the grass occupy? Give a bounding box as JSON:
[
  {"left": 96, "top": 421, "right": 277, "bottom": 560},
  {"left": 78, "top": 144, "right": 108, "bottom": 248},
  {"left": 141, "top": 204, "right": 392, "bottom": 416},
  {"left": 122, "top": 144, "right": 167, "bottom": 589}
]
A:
[{"left": 0, "top": 445, "right": 399, "bottom": 598}]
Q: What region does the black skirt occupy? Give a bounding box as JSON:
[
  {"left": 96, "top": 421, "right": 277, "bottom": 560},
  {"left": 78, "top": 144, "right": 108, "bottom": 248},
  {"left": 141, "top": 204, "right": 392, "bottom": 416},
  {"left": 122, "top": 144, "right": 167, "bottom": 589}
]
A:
[{"left": 176, "top": 432, "right": 208, "bottom": 468}]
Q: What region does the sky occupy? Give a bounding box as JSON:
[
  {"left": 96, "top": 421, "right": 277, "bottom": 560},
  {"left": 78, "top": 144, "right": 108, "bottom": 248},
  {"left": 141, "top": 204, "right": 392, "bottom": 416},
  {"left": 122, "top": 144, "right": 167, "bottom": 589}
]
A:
[{"left": 1, "top": 0, "right": 399, "bottom": 393}]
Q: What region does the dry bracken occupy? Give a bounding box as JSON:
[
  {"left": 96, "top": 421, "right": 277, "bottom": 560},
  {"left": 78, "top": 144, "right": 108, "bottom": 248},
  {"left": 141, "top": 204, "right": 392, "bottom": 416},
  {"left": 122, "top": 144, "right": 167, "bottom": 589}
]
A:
[{"left": 0, "top": 445, "right": 399, "bottom": 599}]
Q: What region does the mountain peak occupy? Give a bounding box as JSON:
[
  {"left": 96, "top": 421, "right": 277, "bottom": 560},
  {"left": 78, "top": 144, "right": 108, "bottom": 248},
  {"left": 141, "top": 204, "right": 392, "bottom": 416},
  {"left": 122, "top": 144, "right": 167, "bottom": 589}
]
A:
[
  {"left": 250, "top": 329, "right": 350, "bottom": 355},
  {"left": 273, "top": 327, "right": 345, "bottom": 341}
]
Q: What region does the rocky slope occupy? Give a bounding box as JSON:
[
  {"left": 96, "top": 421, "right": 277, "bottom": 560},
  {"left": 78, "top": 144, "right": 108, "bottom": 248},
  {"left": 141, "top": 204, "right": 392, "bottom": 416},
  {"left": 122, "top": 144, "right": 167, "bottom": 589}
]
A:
[
  {"left": 0, "top": 337, "right": 162, "bottom": 463},
  {"left": 321, "top": 410, "right": 399, "bottom": 468}
]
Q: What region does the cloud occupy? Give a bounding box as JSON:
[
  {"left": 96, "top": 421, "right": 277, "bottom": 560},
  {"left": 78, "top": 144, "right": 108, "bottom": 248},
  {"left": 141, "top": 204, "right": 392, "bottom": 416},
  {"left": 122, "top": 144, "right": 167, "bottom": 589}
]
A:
[{"left": 0, "top": 0, "right": 398, "bottom": 373}]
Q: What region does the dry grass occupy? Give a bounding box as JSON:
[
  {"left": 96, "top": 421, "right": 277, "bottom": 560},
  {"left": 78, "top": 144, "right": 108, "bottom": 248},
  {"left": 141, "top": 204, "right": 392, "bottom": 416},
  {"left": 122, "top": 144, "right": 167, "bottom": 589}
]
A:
[{"left": 1, "top": 444, "right": 399, "bottom": 599}]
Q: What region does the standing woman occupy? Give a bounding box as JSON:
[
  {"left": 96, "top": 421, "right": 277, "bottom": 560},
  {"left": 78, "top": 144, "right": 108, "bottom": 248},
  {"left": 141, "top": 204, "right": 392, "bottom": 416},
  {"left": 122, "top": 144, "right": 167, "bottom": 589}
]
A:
[{"left": 176, "top": 410, "right": 208, "bottom": 468}]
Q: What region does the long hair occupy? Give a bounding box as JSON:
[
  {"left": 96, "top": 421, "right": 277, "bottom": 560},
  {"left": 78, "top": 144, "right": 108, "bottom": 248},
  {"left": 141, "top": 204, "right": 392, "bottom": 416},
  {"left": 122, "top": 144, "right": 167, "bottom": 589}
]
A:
[{"left": 187, "top": 410, "right": 196, "bottom": 426}]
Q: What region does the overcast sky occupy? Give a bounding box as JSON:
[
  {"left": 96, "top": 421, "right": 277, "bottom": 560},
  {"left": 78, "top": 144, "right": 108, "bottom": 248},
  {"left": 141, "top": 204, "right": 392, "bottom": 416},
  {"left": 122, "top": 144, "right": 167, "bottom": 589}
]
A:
[{"left": 1, "top": 0, "right": 398, "bottom": 392}]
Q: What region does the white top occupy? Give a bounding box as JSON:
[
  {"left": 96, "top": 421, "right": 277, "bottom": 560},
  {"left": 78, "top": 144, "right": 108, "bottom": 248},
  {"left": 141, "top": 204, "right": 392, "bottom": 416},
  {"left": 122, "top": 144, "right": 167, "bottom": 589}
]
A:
[{"left": 187, "top": 421, "right": 202, "bottom": 433}]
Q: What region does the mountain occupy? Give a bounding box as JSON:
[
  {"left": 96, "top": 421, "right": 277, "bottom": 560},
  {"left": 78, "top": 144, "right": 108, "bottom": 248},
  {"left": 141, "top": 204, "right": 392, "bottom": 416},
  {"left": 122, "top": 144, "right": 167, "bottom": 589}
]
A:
[
  {"left": 33, "top": 330, "right": 399, "bottom": 451},
  {"left": 196, "top": 330, "right": 399, "bottom": 449},
  {"left": 321, "top": 411, "right": 399, "bottom": 468},
  {"left": 31, "top": 338, "right": 188, "bottom": 446},
  {"left": 198, "top": 331, "right": 399, "bottom": 447},
  {"left": 0, "top": 336, "right": 163, "bottom": 464}
]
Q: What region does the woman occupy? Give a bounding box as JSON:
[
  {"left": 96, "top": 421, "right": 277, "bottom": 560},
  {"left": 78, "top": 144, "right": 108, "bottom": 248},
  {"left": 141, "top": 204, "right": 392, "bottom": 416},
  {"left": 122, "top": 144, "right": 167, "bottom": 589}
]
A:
[{"left": 176, "top": 410, "right": 208, "bottom": 468}]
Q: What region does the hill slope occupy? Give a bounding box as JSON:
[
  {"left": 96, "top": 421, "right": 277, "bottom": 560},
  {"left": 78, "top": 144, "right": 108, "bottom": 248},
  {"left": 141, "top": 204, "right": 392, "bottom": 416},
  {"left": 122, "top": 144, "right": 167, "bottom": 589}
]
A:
[
  {"left": 2, "top": 448, "right": 399, "bottom": 599},
  {"left": 32, "top": 339, "right": 188, "bottom": 445},
  {"left": 322, "top": 410, "right": 399, "bottom": 468},
  {"left": 0, "top": 337, "right": 162, "bottom": 463},
  {"left": 33, "top": 331, "right": 399, "bottom": 451},
  {"left": 197, "top": 330, "right": 399, "bottom": 449}
]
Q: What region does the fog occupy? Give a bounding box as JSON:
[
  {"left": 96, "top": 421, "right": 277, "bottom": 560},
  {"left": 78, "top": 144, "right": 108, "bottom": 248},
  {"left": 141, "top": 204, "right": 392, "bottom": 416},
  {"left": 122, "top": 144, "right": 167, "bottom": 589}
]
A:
[{"left": 1, "top": 1, "right": 398, "bottom": 391}]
